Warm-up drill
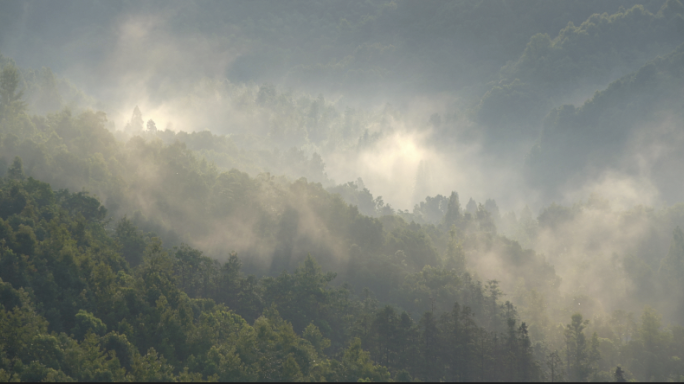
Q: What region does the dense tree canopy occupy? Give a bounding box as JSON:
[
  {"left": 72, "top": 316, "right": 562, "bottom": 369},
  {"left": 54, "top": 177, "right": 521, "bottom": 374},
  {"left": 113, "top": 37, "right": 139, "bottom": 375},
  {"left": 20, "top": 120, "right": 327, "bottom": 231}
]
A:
[{"left": 1, "top": 0, "right": 684, "bottom": 381}]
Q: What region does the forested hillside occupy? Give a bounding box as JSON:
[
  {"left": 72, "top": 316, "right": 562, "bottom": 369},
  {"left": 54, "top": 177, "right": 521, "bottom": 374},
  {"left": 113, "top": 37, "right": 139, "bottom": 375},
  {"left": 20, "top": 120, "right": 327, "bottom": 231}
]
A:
[
  {"left": 1, "top": 0, "right": 684, "bottom": 382},
  {"left": 527, "top": 43, "right": 684, "bottom": 202}
]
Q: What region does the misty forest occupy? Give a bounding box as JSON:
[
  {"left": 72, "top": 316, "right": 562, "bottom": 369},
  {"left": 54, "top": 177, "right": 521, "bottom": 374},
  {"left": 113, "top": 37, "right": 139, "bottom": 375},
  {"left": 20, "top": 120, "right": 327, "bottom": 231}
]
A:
[{"left": 0, "top": 0, "right": 684, "bottom": 381}]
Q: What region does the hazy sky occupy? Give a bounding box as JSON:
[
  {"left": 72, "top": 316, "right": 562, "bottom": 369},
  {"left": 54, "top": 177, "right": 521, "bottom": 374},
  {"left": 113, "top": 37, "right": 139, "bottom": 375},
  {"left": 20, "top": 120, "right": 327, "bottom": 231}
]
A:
[{"left": 1, "top": 0, "right": 681, "bottom": 214}]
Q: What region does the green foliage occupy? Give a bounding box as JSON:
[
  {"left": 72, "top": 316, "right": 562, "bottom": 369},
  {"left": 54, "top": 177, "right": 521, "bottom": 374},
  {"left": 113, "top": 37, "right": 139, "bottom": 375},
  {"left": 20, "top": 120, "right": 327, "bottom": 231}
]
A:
[
  {"left": 1, "top": 9, "right": 684, "bottom": 378},
  {"left": 0, "top": 64, "right": 26, "bottom": 122},
  {"left": 0, "top": 169, "right": 577, "bottom": 381},
  {"left": 331, "top": 337, "right": 391, "bottom": 382},
  {"left": 115, "top": 216, "right": 146, "bottom": 268},
  {"left": 0, "top": 131, "right": 684, "bottom": 382},
  {"left": 564, "top": 313, "right": 594, "bottom": 381},
  {"left": 71, "top": 310, "right": 107, "bottom": 340},
  {"left": 7, "top": 157, "right": 24, "bottom": 181}
]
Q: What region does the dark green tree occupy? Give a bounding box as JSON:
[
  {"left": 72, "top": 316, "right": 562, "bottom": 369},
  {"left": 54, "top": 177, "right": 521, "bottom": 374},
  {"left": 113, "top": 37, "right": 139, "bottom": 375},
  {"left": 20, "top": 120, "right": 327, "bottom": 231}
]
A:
[
  {"left": 7, "top": 157, "right": 24, "bottom": 181},
  {"left": 370, "top": 305, "right": 399, "bottom": 368},
  {"left": 419, "top": 311, "right": 442, "bottom": 381},
  {"left": 114, "top": 217, "right": 146, "bottom": 267},
  {"left": 565, "top": 313, "right": 591, "bottom": 381},
  {"left": 547, "top": 350, "right": 564, "bottom": 382}
]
